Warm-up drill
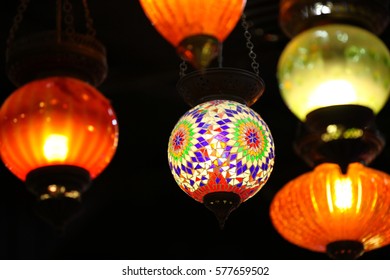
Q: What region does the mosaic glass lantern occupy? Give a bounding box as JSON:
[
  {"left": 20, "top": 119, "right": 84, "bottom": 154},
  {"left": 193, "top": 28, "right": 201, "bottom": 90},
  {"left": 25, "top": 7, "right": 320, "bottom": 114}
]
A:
[
  {"left": 168, "top": 99, "right": 275, "bottom": 228},
  {"left": 139, "top": 0, "right": 246, "bottom": 69},
  {"left": 0, "top": 76, "right": 119, "bottom": 227},
  {"left": 270, "top": 162, "right": 390, "bottom": 259}
]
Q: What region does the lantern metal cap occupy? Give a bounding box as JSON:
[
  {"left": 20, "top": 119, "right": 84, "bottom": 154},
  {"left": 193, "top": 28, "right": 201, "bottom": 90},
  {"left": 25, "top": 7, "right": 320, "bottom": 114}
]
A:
[
  {"left": 294, "top": 105, "right": 385, "bottom": 171},
  {"left": 177, "top": 67, "right": 265, "bottom": 107},
  {"left": 177, "top": 34, "right": 220, "bottom": 70},
  {"left": 26, "top": 165, "right": 91, "bottom": 229},
  {"left": 326, "top": 240, "right": 365, "bottom": 260},
  {"left": 203, "top": 192, "right": 241, "bottom": 230},
  {"left": 279, "top": 0, "right": 390, "bottom": 37},
  {"left": 6, "top": 31, "right": 108, "bottom": 87}
]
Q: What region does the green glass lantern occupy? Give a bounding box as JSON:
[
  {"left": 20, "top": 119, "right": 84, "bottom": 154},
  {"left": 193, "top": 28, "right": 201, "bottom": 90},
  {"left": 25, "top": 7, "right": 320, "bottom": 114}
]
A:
[{"left": 277, "top": 24, "right": 390, "bottom": 122}]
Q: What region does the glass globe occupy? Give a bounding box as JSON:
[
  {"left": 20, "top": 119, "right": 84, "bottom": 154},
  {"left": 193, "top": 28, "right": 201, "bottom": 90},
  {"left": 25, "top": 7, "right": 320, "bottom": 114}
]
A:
[
  {"left": 277, "top": 24, "right": 390, "bottom": 121},
  {"left": 167, "top": 99, "right": 275, "bottom": 204},
  {"left": 139, "top": 0, "right": 246, "bottom": 69},
  {"left": 0, "top": 76, "right": 119, "bottom": 181},
  {"left": 270, "top": 162, "right": 390, "bottom": 259},
  {"left": 139, "top": 0, "right": 246, "bottom": 48}
]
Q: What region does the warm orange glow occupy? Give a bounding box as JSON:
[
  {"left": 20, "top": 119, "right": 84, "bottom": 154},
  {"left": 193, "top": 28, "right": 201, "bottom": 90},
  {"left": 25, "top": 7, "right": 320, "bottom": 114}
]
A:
[
  {"left": 0, "top": 76, "right": 119, "bottom": 181},
  {"left": 270, "top": 162, "right": 390, "bottom": 253},
  {"left": 138, "top": 0, "right": 246, "bottom": 47},
  {"left": 43, "top": 134, "right": 69, "bottom": 161}
]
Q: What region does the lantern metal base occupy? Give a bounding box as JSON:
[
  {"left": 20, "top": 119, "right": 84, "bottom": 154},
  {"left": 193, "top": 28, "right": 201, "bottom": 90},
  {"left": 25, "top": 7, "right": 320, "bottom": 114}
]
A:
[
  {"left": 326, "top": 240, "right": 364, "bottom": 260},
  {"left": 279, "top": 0, "right": 390, "bottom": 37},
  {"left": 203, "top": 192, "right": 241, "bottom": 229},
  {"left": 6, "top": 31, "right": 108, "bottom": 87},
  {"left": 177, "top": 34, "right": 219, "bottom": 70},
  {"left": 177, "top": 67, "right": 265, "bottom": 107},
  {"left": 294, "top": 105, "right": 385, "bottom": 172},
  {"left": 26, "top": 165, "right": 91, "bottom": 230}
]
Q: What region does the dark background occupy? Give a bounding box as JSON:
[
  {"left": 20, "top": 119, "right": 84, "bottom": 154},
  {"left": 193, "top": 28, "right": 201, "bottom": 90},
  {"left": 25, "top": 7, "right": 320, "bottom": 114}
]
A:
[{"left": 0, "top": 0, "right": 390, "bottom": 260}]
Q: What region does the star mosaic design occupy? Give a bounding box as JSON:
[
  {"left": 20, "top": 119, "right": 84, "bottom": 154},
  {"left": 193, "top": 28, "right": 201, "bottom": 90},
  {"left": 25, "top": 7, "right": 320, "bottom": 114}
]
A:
[{"left": 168, "top": 100, "right": 275, "bottom": 203}]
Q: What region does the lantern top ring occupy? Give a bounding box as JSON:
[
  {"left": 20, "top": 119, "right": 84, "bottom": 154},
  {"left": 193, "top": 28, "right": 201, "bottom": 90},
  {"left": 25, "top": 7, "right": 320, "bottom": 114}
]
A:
[
  {"left": 176, "top": 67, "right": 265, "bottom": 107},
  {"left": 279, "top": 0, "right": 390, "bottom": 38},
  {"left": 6, "top": 31, "right": 108, "bottom": 87}
]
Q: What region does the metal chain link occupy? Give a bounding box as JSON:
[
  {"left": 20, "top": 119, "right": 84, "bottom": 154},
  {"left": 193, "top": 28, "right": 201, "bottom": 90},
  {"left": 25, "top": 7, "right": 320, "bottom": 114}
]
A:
[
  {"left": 82, "top": 0, "right": 97, "bottom": 37},
  {"left": 63, "top": 0, "right": 75, "bottom": 37},
  {"left": 179, "top": 59, "right": 188, "bottom": 78},
  {"left": 241, "top": 12, "right": 260, "bottom": 76},
  {"left": 6, "top": 0, "right": 31, "bottom": 49},
  {"left": 7, "top": 0, "right": 96, "bottom": 48},
  {"left": 218, "top": 41, "right": 223, "bottom": 68}
]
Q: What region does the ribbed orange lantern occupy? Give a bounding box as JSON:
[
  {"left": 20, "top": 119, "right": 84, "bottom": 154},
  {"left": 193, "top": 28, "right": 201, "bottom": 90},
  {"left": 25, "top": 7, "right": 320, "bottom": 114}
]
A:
[
  {"left": 139, "top": 0, "right": 246, "bottom": 69},
  {"left": 270, "top": 162, "right": 390, "bottom": 259},
  {"left": 0, "top": 76, "right": 119, "bottom": 227}
]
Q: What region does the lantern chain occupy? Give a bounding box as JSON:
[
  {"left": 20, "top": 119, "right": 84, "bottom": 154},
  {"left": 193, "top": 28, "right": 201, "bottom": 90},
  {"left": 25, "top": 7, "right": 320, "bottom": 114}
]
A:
[
  {"left": 82, "top": 0, "right": 97, "bottom": 37},
  {"left": 241, "top": 13, "right": 260, "bottom": 76},
  {"left": 179, "top": 59, "right": 188, "bottom": 78},
  {"left": 6, "top": 0, "right": 31, "bottom": 50},
  {"left": 218, "top": 42, "right": 223, "bottom": 68},
  {"left": 63, "top": 0, "right": 75, "bottom": 37}
]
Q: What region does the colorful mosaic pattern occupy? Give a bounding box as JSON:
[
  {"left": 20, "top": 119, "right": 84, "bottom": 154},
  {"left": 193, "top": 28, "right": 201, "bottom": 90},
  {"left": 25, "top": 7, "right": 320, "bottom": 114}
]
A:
[{"left": 168, "top": 100, "right": 275, "bottom": 203}]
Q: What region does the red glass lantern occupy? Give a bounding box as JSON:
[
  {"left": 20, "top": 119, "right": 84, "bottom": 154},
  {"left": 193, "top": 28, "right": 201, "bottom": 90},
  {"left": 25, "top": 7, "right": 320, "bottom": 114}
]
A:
[
  {"left": 0, "top": 76, "right": 119, "bottom": 227},
  {"left": 139, "top": 0, "right": 246, "bottom": 69},
  {"left": 270, "top": 162, "right": 390, "bottom": 259}
]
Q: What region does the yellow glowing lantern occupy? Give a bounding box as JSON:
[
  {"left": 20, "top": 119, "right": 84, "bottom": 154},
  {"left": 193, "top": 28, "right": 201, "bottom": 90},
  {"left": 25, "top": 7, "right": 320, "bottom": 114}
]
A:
[{"left": 277, "top": 24, "right": 390, "bottom": 121}]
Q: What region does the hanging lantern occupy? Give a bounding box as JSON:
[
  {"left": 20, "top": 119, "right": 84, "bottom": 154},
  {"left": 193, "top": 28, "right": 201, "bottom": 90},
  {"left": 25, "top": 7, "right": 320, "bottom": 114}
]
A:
[
  {"left": 270, "top": 162, "right": 390, "bottom": 259},
  {"left": 277, "top": 23, "right": 390, "bottom": 122},
  {"left": 168, "top": 99, "right": 275, "bottom": 228},
  {"left": 0, "top": 76, "right": 119, "bottom": 227},
  {"left": 2, "top": 0, "right": 117, "bottom": 228},
  {"left": 161, "top": 4, "right": 274, "bottom": 228},
  {"left": 139, "top": 0, "right": 246, "bottom": 69},
  {"left": 276, "top": 0, "right": 390, "bottom": 169}
]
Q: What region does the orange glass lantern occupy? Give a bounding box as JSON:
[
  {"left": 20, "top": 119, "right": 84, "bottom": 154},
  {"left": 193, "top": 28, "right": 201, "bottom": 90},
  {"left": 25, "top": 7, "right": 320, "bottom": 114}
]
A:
[
  {"left": 139, "top": 0, "right": 246, "bottom": 69},
  {"left": 270, "top": 162, "right": 390, "bottom": 259},
  {"left": 0, "top": 76, "right": 119, "bottom": 227}
]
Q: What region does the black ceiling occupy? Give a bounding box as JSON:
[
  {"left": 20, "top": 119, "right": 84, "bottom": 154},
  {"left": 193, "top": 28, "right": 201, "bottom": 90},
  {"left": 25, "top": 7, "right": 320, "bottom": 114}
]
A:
[{"left": 1, "top": 0, "right": 390, "bottom": 260}]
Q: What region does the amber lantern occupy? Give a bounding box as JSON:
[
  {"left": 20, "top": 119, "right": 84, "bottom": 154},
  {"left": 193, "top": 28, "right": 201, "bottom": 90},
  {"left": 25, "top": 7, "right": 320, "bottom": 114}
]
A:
[
  {"left": 0, "top": 76, "right": 119, "bottom": 227},
  {"left": 139, "top": 0, "right": 246, "bottom": 69},
  {"left": 2, "top": 0, "right": 117, "bottom": 228},
  {"left": 270, "top": 162, "right": 390, "bottom": 259}
]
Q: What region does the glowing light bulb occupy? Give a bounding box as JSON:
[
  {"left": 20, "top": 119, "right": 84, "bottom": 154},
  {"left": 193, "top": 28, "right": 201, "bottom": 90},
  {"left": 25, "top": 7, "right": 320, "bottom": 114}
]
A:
[
  {"left": 43, "top": 134, "right": 69, "bottom": 162},
  {"left": 308, "top": 80, "right": 357, "bottom": 109},
  {"left": 328, "top": 177, "right": 353, "bottom": 212}
]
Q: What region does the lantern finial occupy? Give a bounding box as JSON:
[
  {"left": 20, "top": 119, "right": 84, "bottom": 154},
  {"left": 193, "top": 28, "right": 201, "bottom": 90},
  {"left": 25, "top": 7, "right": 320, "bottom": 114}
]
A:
[
  {"left": 326, "top": 240, "right": 365, "bottom": 260},
  {"left": 204, "top": 192, "right": 241, "bottom": 229}
]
